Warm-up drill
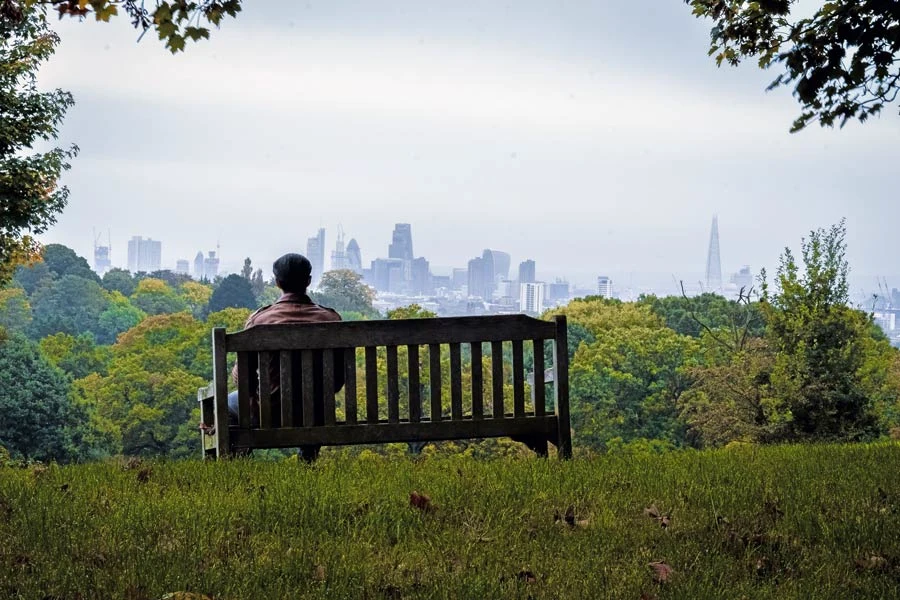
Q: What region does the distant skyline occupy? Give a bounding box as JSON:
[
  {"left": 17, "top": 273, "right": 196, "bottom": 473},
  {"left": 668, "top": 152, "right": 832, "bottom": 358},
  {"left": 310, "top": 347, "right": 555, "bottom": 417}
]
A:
[{"left": 33, "top": 0, "right": 898, "bottom": 290}]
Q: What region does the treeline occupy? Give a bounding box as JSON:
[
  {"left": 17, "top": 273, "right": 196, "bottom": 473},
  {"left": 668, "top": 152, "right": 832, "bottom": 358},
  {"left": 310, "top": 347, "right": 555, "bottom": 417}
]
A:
[
  {"left": 0, "top": 245, "right": 378, "bottom": 462},
  {"left": 0, "top": 223, "right": 898, "bottom": 463}
]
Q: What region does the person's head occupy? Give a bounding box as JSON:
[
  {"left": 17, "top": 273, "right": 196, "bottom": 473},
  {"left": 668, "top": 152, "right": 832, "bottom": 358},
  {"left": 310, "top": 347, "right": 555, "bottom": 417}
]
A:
[{"left": 272, "top": 253, "right": 312, "bottom": 293}]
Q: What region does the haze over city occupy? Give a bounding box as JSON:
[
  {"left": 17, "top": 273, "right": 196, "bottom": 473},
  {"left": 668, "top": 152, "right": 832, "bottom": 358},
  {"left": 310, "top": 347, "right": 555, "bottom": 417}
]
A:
[{"left": 34, "top": 0, "right": 899, "bottom": 292}]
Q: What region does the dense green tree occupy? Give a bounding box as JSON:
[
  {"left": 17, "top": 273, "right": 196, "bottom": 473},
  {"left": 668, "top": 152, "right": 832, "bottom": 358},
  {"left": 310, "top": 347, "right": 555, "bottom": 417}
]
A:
[
  {"left": 148, "top": 269, "right": 192, "bottom": 288},
  {"left": 101, "top": 267, "right": 135, "bottom": 296},
  {"left": 640, "top": 293, "right": 765, "bottom": 340},
  {"left": 39, "top": 331, "right": 111, "bottom": 379},
  {"left": 179, "top": 280, "right": 212, "bottom": 318},
  {"left": 0, "top": 286, "right": 32, "bottom": 335},
  {"left": 387, "top": 304, "right": 437, "bottom": 320},
  {"left": 130, "top": 278, "right": 188, "bottom": 316},
  {"left": 96, "top": 291, "right": 145, "bottom": 344},
  {"left": 12, "top": 259, "right": 52, "bottom": 295},
  {"left": 0, "top": 4, "right": 77, "bottom": 283},
  {"left": 41, "top": 244, "right": 99, "bottom": 283},
  {"left": 761, "top": 220, "right": 882, "bottom": 441},
  {"left": 208, "top": 273, "right": 256, "bottom": 313},
  {"left": 687, "top": 0, "right": 900, "bottom": 131},
  {"left": 28, "top": 274, "right": 109, "bottom": 340},
  {"left": 570, "top": 324, "right": 701, "bottom": 451},
  {"left": 0, "top": 334, "right": 87, "bottom": 462},
  {"left": 313, "top": 270, "right": 378, "bottom": 318}
]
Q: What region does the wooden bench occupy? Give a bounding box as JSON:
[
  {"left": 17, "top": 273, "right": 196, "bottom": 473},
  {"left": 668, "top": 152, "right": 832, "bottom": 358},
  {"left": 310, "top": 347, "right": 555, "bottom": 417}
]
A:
[{"left": 198, "top": 314, "right": 572, "bottom": 459}]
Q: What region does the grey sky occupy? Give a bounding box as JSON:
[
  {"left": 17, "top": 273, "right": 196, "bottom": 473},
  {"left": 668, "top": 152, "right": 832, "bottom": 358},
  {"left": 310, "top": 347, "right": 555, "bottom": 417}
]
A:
[{"left": 36, "top": 0, "right": 900, "bottom": 291}]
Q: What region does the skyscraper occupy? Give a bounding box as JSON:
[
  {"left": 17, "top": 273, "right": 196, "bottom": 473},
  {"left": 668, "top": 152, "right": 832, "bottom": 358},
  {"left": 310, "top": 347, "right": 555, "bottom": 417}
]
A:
[
  {"left": 705, "top": 215, "right": 723, "bottom": 293},
  {"left": 331, "top": 226, "right": 349, "bottom": 271},
  {"left": 597, "top": 276, "right": 613, "bottom": 299},
  {"left": 203, "top": 251, "right": 220, "bottom": 280},
  {"left": 346, "top": 239, "right": 363, "bottom": 274},
  {"left": 127, "top": 236, "right": 161, "bottom": 273},
  {"left": 388, "top": 223, "right": 414, "bottom": 261},
  {"left": 518, "top": 260, "right": 536, "bottom": 284},
  {"left": 175, "top": 259, "right": 190, "bottom": 275},
  {"left": 93, "top": 244, "right": 111, "bottom": 274},
  {"left": 411, "top": 257, "right": 431, "bottom": 295},
  {"left": 306, "top": 227, "right": 326, "bottom": 288},
  {"left": 467, "top": 256, "right": 486, "bottom": 298},
  {"left": 520, "top": 282, "right": 545, "bottom": 315}
]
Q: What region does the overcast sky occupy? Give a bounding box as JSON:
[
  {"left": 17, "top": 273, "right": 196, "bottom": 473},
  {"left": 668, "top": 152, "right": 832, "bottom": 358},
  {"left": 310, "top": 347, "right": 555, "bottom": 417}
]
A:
[{"left": 36, "top": 0, "right": 899, "bottom": 292}]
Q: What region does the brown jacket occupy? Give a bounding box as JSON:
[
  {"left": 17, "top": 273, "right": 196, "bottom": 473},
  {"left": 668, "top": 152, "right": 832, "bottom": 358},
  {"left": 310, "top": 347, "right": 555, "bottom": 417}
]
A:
[{"left": 232, "top": 293, "right": 344, "bottom": 426}]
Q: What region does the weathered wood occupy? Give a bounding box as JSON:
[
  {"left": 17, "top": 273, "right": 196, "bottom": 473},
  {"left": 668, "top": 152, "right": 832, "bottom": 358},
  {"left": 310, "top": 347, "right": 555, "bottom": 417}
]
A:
[
  {"left": 491, "top": 341, "right": 504, "bottom": 419},
  {"left": 344, "top": 349, "right": 357, "bottom": 425},
  {"left": 449, "top": 342, "right": 462, "bottom": 420},
  {"left": 553, "top": 315, "right": 573, "bottom": 459},
  {"left": 301, "top": 349, "right": 315, "bottom": 428},
  {"left": 532, "top": 340, "right": 545, "bottom": 417},
  {"left": 322, "top": 349, "right": 336, "bottom": 426},
  {"left": 429, "top": 343, "right": 442, "bottom": 422},
  {"left": 408, "top": 344, "right": 421, "bottom": 423},
  {"left": 236, "top": 351, "right": 252, "bottom": 429},
  {"left": 258, "top": 351, "right": 273, "bottom": 429},
  {"left": 227, "top": 315, "right": 557, "bottom": 351},
  {"left": 512, "top": 340, "right": 525, "bottom": 418},
  {"left": 212, "top": 328, "right": 230, "bottom": 457},
  {"left": 471, "top": 342, "right": 483, "bottom": 420},
  {"left": 386, "top": 345, "right": 399, "bottom": 423},
  {"left": 231, "top": 415, "right": 559, "bottom": 448},
  {"left": 214, "top": 316, "right": 571, "bottom": 459},
  {"left": 365, "top": 346, "right": 378, "bottom": 424},
  {"left": 279, "top": 351, "right": 293, "bottom": 427}
]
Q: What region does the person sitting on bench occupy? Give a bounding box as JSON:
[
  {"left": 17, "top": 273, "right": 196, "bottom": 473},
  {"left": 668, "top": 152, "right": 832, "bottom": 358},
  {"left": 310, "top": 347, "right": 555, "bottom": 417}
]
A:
[{"left": 228, "top": 252, "right": 344, "bottom": 460}]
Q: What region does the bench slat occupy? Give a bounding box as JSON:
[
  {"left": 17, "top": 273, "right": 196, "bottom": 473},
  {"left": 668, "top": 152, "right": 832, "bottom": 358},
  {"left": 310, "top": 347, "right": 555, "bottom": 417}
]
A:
[
  {"left": 449, "top": 342, "right": 462, "bottom": 420},
  {"left": 533, "top": 340, "right": 545, "bottom": 417},
  {"left": 232, "top": 416, "right": 559, "bottom": 448},
  {"left": 471, "top": 342, "right": 483, "bottom": 420},
  {"left": 258, "top": 351, "right": 273, "bottom": 429},
  {"left": 280, "top": 351, "right": 293, "bottom": 427},
  {"left": 365, "top": 346, "right": 378, "bottom": 424},
  {"left": 408, "top": 345, "right": 421, "bottom": 423},
  {"left": 226, "top": 315, "right": 557, "bottom": 351},
  {"left": 212, "top": 328, "right": 230, "bottom": 457},
  {"left": 513, "top": 340, "right": 525, "bottom": 418},
  {"left": 386, "top": 345, "right": 399, "bottom": 423},
  {"left": 344, "top": 349, "right": 357, "bottom": 425},
  {"left": 491, "top": 341, "right": 504, "bottom": 419},
  {"left": 429, "top": 343, "right": 442, "bottom": 422},
  {"left": 237, "top": 352, "right": 252, "bottom": 429},
  {"left": 301, "top": 349, "right": 315, "bottom": 427},
  {"left": 323, "top": 349, "right": 336, "bottom": 426}
]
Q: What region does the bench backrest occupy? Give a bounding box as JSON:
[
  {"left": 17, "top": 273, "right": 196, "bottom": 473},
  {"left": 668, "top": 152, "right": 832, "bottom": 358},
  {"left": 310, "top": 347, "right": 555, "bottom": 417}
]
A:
[{"left": 211, "top": 314, "right": 570, "bottom": 453}]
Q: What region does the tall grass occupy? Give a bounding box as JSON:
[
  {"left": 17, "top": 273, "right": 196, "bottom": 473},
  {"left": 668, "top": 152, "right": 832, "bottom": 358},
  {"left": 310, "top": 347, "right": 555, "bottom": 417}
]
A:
[{"left": 2, "top": 444, "right": 899, "bottom": 599}]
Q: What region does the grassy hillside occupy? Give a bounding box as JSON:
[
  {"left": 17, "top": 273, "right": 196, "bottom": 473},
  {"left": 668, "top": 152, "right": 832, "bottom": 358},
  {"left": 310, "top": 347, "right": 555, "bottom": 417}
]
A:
[{"left": 2, "top": 444, "right": 900, "bottom": 599}]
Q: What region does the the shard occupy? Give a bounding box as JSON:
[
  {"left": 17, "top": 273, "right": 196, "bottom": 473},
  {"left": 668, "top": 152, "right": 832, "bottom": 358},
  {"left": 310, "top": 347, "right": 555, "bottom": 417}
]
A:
[{"left": 705, "top": 215, "right": 723, "bottom": 293}]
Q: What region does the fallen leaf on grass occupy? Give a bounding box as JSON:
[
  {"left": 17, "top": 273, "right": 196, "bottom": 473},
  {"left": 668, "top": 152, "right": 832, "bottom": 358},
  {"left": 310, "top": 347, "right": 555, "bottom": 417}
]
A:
[
  {"left": 554, "top": 506, "right": 590, "bottom": 528},
  {"left": 648, "top": 561, "right": 673, "bottom": 583},
  {"left": 313, "top": 564, "right": 326, "bottom": 582},
  {"left": 643, "top": 504, "right": 671, "bottom": 529},
  {"left": 409, "top": 491, "right": 434, "bottom": 512},
  {"left": 516, "top": 568, "right": 537, "bottom": 584},
  {"left": 855, "top": 555, "right": 888, "bottom": 571}
]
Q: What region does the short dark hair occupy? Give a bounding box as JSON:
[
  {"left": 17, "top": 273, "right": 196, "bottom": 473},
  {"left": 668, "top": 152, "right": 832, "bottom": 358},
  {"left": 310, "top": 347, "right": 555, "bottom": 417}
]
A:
[{"left": 272, "top": 253, "right": 312, "bottom": 293}]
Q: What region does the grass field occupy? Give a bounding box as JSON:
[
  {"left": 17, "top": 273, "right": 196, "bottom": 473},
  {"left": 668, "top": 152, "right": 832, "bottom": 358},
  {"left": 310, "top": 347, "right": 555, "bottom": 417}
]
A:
[{"left": 2, "top": 444, "right": 900, "bottom": 599}]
